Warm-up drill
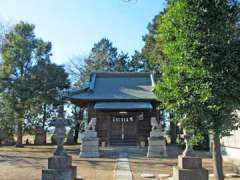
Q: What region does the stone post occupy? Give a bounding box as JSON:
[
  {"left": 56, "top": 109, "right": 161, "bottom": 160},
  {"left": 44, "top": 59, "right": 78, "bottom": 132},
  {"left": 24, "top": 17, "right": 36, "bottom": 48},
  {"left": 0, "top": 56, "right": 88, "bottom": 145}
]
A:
[{"left": 42, "top": 105, "right": 78, "bottom": 180}]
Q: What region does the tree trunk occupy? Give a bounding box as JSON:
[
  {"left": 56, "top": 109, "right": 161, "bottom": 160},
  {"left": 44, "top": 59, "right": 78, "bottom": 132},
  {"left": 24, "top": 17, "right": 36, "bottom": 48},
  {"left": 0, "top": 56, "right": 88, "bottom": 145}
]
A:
[
  {"left": 74, "top": 122, "right": 80, "bottom": 143},
  {"left": 212, "top": 132, "right": 224, "bottom": 180},
  {"left": 16, "top": 118, "right": 24, "bottom": 147},
  {"left": 42, "top": 104, "right": 47, "bottom": 129},
  {"left": 170, "top": 121, "right": 177, "bottom": 144},
  {"left": 74, "top": 107, "right": 83, "bottom": 143}
]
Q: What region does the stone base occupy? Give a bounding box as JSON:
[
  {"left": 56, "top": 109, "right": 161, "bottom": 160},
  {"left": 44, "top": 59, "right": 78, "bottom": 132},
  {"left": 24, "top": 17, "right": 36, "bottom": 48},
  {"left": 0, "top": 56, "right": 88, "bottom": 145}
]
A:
[
  {"left": 178, "top": 155, "right": 202, "bottom": 169},
  {"left": 173, "top": 167, "right": 208, "bottom": 180},
  {"left": 79, "top": 151, "right": 100, "bottom": 158},
  {"left": 172, "top": 155, "right": 208, "bottom": 180},
  {"left": 147, "top": 137, "right": 167, "bottom": 158},
  {"left": 80, "top": 131, "right": 99, "bottom": 158},
  {"left": 48, "top": 156, "right": 72, "bottom": 169},
  {"left": 83, "top": 130, "right": 97, "bottom": 139},
  {"left": 42, "top": 166, "right": 77, "bottom": 180},
  {"left": 150, "top": 129, "right": 162, "bottom": 137},
  {"left": 42, "top": 155, "right": 77, "bottom": 180}
]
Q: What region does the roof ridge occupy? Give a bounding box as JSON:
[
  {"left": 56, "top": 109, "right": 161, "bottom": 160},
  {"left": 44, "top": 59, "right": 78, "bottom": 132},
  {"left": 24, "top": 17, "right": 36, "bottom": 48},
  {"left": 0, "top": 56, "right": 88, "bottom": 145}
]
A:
[{"left": 91, "top": 71, "right": 152, "bottom": 78}]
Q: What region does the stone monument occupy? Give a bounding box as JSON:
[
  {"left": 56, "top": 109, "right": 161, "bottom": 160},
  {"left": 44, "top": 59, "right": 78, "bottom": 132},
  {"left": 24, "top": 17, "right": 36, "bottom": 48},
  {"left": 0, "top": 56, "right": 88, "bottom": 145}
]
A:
[
  {"left": 34, "top": 127, "right": 46, "bottom": 145},
  {"left": 172, "top": 129, "right": 208, "bottom": 180},
  {"left": 42, "top": 105, "right": 78, "bottom": 180},
  {"left": 79, "top": 117, "right": 99, "bottom": 158},
  {"left": 147, "top": 117, "right": 167, "bottom": 157}
]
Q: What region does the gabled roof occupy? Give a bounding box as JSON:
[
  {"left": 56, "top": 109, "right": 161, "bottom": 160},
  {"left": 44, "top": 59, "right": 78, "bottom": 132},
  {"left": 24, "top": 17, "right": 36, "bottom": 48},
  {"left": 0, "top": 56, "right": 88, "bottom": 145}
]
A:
[{"left": 67, "top": 72, "right": 157, "bottom": 101}]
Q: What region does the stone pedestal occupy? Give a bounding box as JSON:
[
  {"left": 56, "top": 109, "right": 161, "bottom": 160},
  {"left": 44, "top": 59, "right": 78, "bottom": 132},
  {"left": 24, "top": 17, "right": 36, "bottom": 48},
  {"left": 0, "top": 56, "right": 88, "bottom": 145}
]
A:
[
  {"left": 42, "top": 155, "right": 77, "bottom": 180},
  {"left": 173, "top": 155, "right": 208, "bottom": 180},
  {"left": 80, "top": 130, "right": 99, "bottom": 158},
  {"left": 147, "top": 129, "right": 167, "bottom": 157}
]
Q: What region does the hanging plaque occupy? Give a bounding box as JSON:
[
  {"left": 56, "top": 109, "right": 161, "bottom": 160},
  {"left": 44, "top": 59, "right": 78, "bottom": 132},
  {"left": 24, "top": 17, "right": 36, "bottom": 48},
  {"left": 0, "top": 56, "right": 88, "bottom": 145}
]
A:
[{"left": 112, "top": 116, "right": 134, "bottom": 123}]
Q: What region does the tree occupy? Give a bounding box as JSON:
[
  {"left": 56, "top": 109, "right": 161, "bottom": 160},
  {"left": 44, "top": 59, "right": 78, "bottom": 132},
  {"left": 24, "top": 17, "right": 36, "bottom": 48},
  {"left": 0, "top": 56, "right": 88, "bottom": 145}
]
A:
[
  {"left": 128, "top": 51, "right": 147, "bottom": 72},
  {"left": 0, "top": 21, "right": 9, "bottom": 51},
  {"left": 29, "top": 60, "right": 70, "bottom": 130},
  {"left": 0, "top": 93, "right": 16, "bottom": 140},
  {"left": 142, "top": 12, "right": 167, "bottom": 76},
  {"left": 0, "top": 21, "right": 55, "bottom": 146},
  {"left": 152, "top": 1, "right": 240, "bottom": 179},
  {"left": 70, "top": 38, "right": 130, "bottom": 86}
]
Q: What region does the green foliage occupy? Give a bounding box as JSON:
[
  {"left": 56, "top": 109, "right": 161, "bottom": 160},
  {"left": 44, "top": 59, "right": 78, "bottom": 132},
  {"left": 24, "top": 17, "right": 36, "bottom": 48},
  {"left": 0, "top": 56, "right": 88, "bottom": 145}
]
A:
[
  {"left": 70, "top": 38, "right": 153, "bottom": 87},
  {"left": 71, "top": 38, "right": 130, "bottom": 86},
  {"left": 0, "top": 93, "right": 16, "bottom": 136},
  {"left": 0, "top": 21, "right": 70, "bottom": 138},
  {"left": 142, "top": 12, "right": 167, "bottom": 76},
  {"left": 128, "top": 51, "right": 148, "bottom": 72},
  {"left": 1, "top": 22, "right": 41, "bottom": 112},
  {"left": 152, "top": 0, "right": 240, "bottom": 141}
]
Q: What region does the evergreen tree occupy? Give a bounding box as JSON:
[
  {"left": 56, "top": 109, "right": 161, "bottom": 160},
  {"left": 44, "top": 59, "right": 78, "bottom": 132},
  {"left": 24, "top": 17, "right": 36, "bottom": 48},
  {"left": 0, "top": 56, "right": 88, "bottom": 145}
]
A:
[
  {"left": 128, "top": 51, "right": 147, "bottom": 72},
  {"left": 29, "top": 60, "right": 70, "bottom": 130},
  {"left": 73, "top": 38, "right": 130, "bottom": 86},
  {"left": 142, "top": 12, "right": 167, "bottom": 76},
  {"left": 0, "top": 21, "right": 70, "bottom": 146},
  {"left": 152, "top": 1, "right": 240, "bottom": 179}
]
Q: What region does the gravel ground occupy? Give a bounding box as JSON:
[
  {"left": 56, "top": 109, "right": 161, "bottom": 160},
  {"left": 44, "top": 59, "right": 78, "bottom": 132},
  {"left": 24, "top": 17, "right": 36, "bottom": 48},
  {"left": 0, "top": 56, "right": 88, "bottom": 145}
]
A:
[
  {"left": 0, "top": 145, "right": 239, "bottom": 180},
  {"left": 0, "top": 145, "right": 115, "bottom": 180}
]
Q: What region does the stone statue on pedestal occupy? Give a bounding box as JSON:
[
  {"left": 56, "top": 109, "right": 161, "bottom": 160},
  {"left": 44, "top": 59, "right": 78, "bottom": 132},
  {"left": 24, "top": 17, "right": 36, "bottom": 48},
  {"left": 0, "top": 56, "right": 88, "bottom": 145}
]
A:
[
  {"left": 147, "top": 117, "right": 167, "bottom": 157},
  {"left": 79, "top": 117, "right": 99, "bottom": 158},
  {"left": 41, "top": 105, "right": 78, "bottom": 180}
]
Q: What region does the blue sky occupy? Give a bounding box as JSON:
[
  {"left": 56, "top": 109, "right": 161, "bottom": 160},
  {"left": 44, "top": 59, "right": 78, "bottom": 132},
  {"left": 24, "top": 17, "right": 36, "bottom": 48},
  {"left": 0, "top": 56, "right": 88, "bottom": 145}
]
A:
[{"left": 0, "top": 0, "right": 165, "bottom": 64}]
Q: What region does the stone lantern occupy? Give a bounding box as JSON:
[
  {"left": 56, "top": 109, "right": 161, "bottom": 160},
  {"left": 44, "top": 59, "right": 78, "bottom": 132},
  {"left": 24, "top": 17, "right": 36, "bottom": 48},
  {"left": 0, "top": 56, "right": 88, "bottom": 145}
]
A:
[
  {"left": 42, "top": 105, "right": 78, "bottom": 180},
  {"left": 50, "top": 105, "right": 69, "bottom": 156}
]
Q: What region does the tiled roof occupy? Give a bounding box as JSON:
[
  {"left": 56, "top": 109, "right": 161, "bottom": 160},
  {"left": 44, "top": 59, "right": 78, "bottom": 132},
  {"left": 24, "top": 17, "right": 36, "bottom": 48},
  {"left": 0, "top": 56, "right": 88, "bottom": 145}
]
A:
[{"left": 67, "top": 72, "right": 157, "bottom": 101}]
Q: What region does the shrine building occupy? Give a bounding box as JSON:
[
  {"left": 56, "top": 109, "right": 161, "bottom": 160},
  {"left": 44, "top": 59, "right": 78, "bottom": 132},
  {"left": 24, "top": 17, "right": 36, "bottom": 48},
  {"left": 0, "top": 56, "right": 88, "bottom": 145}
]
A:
[{"left": 67, "top": 72, "right": 161, "bottom": 146}]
